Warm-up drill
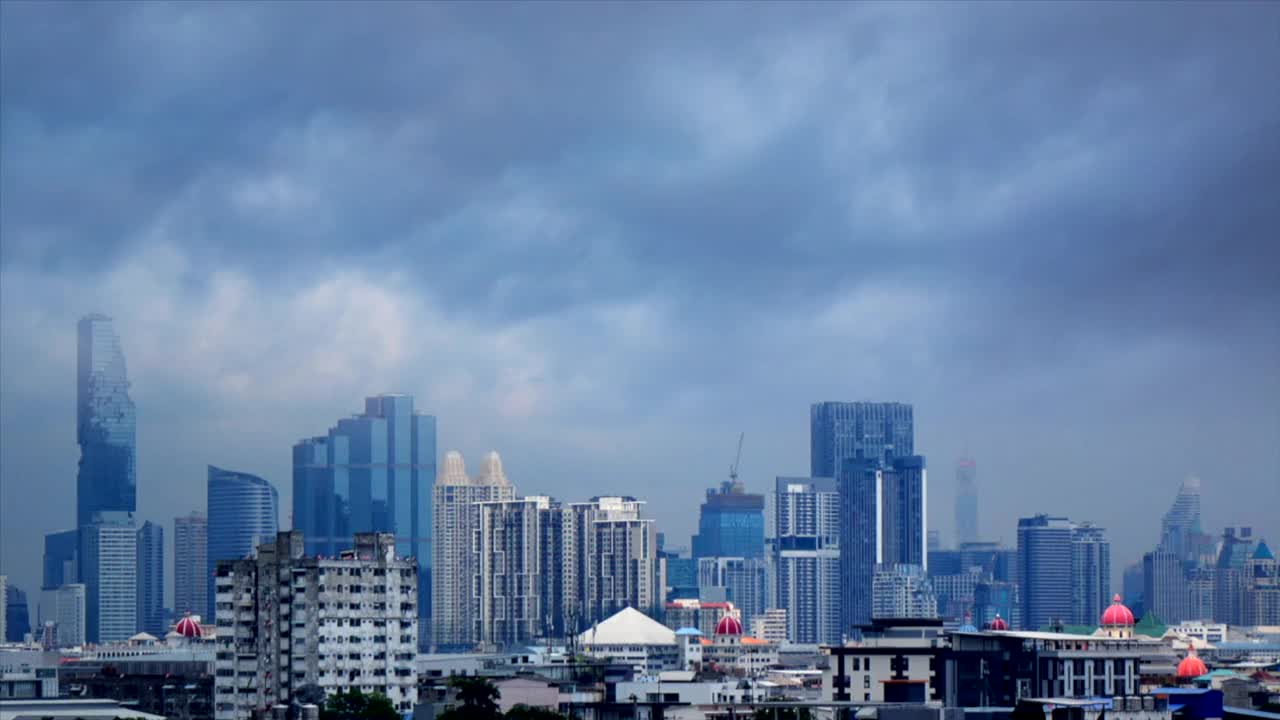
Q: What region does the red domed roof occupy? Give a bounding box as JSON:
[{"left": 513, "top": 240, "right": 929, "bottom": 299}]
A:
[
  {"left": 174, "top": 613, "right": 203, "bottom": 638},
  {"left": 1101, "top": 594, "right": 1135, "bottom": 626},
  {"left": 1176, "top": 650, "right": 1208, "bottom": 679},
  {"left": 989, "top": 614, "right": 1008, "bottom": 631},
  {"left": 714, "top": 614, "right": 742, "bottom": 635}
]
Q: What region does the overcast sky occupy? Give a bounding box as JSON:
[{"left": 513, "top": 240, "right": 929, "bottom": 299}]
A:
[{"left": 2, "top": 1, "right": 1278, "bottom": 602}]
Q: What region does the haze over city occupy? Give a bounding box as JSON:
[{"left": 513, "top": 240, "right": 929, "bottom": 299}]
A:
[{"left": 2, "top": 0, "right": 1279, "bottom": 606}]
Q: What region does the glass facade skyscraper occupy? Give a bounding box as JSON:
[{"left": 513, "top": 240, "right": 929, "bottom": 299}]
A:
[
  {"left": 136, "top": 520, "right": 165, "bottom": 636},
  {"left": 771, "top": 477, "right": 841, "bottom": 644},
  {"left": 1070, "top": 522, "right": 1111, "bottom": 626},
  {"left": 955, "top": 458, "right": 978, "bottom": 546},
  {"left": 43, "top": 529, "right": 79, "bottom": 590},
  {"left": 174, "top": 512, "right": 208, "bottom": 618},
  {"left": 692, "top": 481, "right": 765, "bottom": 559},
  {"left": 1017, "top": 514, "right": 1073, "bottom": 631},
  {"left": 810, "top": 401, "right": 914, "bottom": 477},
  {"left": 293, "top": 395, "right": 436, "bottom": 641},
  {"left": 206, "top": 465, "right": 279, "bottom": 620},
  {"left": 76, "top": 315, "right": 137, "bottom": 531}
]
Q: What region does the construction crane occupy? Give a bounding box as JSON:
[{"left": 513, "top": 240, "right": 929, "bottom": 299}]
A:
[{"left": 728, "top": 431, "right": 744, "bottom": 491}]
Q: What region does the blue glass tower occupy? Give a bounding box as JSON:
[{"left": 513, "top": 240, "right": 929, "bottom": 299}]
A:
[
  {"left": 692, "top": 481, "right": 765, "bottom": 560},
  {"left": 810, "top": 401, "right": 913, "bottom": 477},
  {"left": 43, "top": 529, "right": 79, "bottom": 589},
  {"left": 136, "top": 521, "right": 165, "bottom": 635},
  {"left": 206, "top": 466, "right": 279, "bottom": 620},
  {"left": 76, "top": 315, "right": 136, "bottom": 530},
  {"left": 292, "top": 395, "right": 436, "bottom": 642}
]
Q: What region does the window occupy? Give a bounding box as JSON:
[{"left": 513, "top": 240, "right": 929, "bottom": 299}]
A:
[
  {"left": 853, "top": 658, "right": 860, "bottom": 670},
  {"left": 864, "top": 676, "right": 871, "bottom": 689}
]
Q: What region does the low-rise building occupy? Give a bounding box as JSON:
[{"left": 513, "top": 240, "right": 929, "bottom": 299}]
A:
[{"left": 578, "top": 607, "right": 680, "bottom": 674}]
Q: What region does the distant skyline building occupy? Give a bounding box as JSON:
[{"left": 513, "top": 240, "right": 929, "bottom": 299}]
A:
[
  {"left": 44, "top": 584, "right": 86, "bottom": 647},
  {"left": 1017, "top": 514, "right": 1073, "bottom": 631},
  {"left": 431, "top": 451, "right": 515, "bottom": 647},
  {"left": 955, "top": 458, "right": 978, "bottom": 546},
  {"left": 1159, "top": 476, "right": 1202, "bottom": 562},
  {"left": 575, "top": 496, "right": 663, "bottom": 624},
  {"left": 206, "top": 465, "right": 278, "bottom": 621},
  {"left": 692, "top": 480, "right": 765, "bottom": 560},
  {"left": 475, "top": 496, "right": 551, "bottom": 647},
  {"left": 79, "top": 511, "right": 137, "bottom": 643},
  {"left": 1144, "top": 549, "right": 1189, "bottom": 624},
  {"left": 696, "top": 556, "right": 768, "bottom": 629},
  {"left": 810, "top": 401, "right": 914, "bottom": 477},
  {"left": 135, "top": 521, "right": 165, "bottom": 636},
  {"left": 292, "top": 394, "right": 436, "bottom": 643},
  {"left": 1070, "top": 522, "right": 1111, "bottom": 626},
  {"left": 3, "top": 580, "right": 28, "bottom": 642},
  {"left": 771, "top": 477, "right": 841, "bottom": 644},
  {"left": 76, "top": 314, "right": 137, "bottom": 532},
  {"left": 0, "top": 576, "right": 6, "bottom": 642},
  {"left": 872, "top": 564, "right": 938, "bottom": 620},
  {"left": 173, "top": 512, "right": 207, "bottom": 618}
]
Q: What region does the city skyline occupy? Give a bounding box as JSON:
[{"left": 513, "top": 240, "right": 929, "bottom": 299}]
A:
[{"left": 3, "top": 2, "right": 1279, "bottom": 604}]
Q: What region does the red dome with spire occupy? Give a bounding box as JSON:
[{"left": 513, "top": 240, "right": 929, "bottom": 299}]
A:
[
  {"left": 988, "top": 614, "right": 1008, "bottom": 631},
  {"left": 174, "top": 612, "right": 203, "bottom": 638},
  {"left": 1101, "top": 594, "right": 1135, "bottom": 626},
  {"left": 1176, "top": 650, "right": 1208, "bottom": 679},
  {"left": 714, "top": 614, "right": 742, "bottom": 635}
]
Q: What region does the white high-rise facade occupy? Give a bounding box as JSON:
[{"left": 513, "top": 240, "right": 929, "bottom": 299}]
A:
[
  {"left": 174, "top": 511, "right": 208, "bottom": 618},
  {"left": 213, "top": 532, "right": 418, "bottom": 720},
  {"left": 431, "top": 451, "right": 514, "bottom": 647},
  {"left": 872, "top": 564, "right": 938, "bottom": 619},
  {"left": 80, "top": 512, "right": 137, "bottom": 643},
  {"left": 770, "top": 477, "right": 841, "bottom": 644},
  {"left": 41, "top": 584, "right": 86, "bottom": 647}
]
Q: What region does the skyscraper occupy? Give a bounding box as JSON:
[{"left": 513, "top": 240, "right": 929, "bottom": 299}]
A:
[
  {"left": 136, "top": 520, "right": 165, "bottom": 635},
  {"left": 292, "top": 394, "right": 436, "bottom": 643},
  {"left": 955, "top": 458, "right": 978, "bottom": 546},
  {"left": 206, "top": 465, "right": 278, "bottom": 621},
  {"left": 838, "top": 455, "right": 928, "bottom": 630},
  {"left": 872, "top": 564, "right": 938, "bottom": 620},
  {"left": 43, "top": 529, "right": 78, "bottom": 589},
  {"left": 76, "top": 315, "right": 137, "bottom": 531},
  {"left": 431, "top": 451, "right": 515, "bottom": 647},
  {"left": 174, "top": 512, "right": 208, "bottom": 618},
  {"left": 809, "top": 401, "right": 914, "bottom": 477},
  {"left": 1144, "top": 549, "right": 1189, "bottom": 624},
  {"left": 574, "top": 496, "right": 663, "bottom": 624},
  {"left": 80, "top": 511, "right": 137, "bottom": 643},
  {"left": 475, "top": 496, "right": 551, "bottom": 648},
  {"left": 771, "top": 477, "right": 841, "bottom": 644},
  {"left": 692, "top": 481, "right": 765, "bottom": 559},
  {"left": 1017, "top": 514, "right": 1073, "bottom": 631},
  {"left": 44, "top": 584, "right": 86, "bottom": 648},
  {"left": 0, "top": 576, "right": 7, "bottom": 642},
  {"left": 696, "top": 556, "right": 769, "bottom": 628},
  {"left": 1159, "top": 476, "right": 1202, "bottom": 562},
  {"left": 1070, "top": 522, "right": 1111, "bottom": 626}
]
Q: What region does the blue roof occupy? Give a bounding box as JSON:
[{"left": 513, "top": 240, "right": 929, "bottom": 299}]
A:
[
  {"left": 1224, "top": 707, "right": 1280, "bottom": 720},
  {"left": 675, "top": 627, "right": 703, "bottom": 636},
  {"left": 1254, "top": 540, "right": 1275, "bottom": 560}
]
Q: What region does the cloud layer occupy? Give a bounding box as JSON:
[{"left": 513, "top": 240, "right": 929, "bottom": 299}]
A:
[{"left": 3, "top": 1, "right": 1278, "bottom": 599}]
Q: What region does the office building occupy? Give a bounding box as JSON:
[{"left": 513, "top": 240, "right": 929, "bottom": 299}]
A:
[
  {"left": 1160, "top": 476, "right": 1202, "bottom": 562},
  {"left": 955, "top": 458, "right": 978, "bottom": 546},
  {"left": 1071, "top": 522, "right": 1111, "bottom": 626},
  {"left": 80, "top": 511, "right": 137, "bottom": 643},
  {"left": 691, "top": 480, "right": 765, "bottom": 559},
  {"left": 973, "top": 580, "right": 1021, "bottom": 629},
  {"left": 0, "top": 576, "right": 6, "bottom": 641},
  {"left": 771, "top": 477, "right": 841, "bottom": 644},
  {"left": 292, "top": 394, "right": 436, "bottom": 642},
  {"left": 750, "top": 608, "right": 788, "bottom": 643},
  {"left": 1144, "top": 549, "right": 1189, "bottom": 624},
  {"left": 931, "top": 567, "right": 983, "bottom": 621},
  {"left": 696, "top": 556, "right": 768, "bottom": 628},
  {"left": 43, "top": 530, "right": 78, "bottom": 589},
  {"left": 1214, "top": 527, "right": 1256, "bottom": 625},
  {"left": 136, "top": 521, "right": 165, "bottom": 635},
  {"left": 40, "top": 583, "right": 86, "bottom": 647},
  {"left": 1017, "top": 514, "right": 1073, "bottom": 631},
  {"left": 838, "top": 455, "right": 928, "bottom": 630},
  {"left": 206, "top": 465, "right": 278, "bottom": 621},
  {"left": 663, "top": 556, "right": 698, "bottom": 602},
  {"left": 872, "top": 564, "right": 938, "bottom": 619},
  {"left": 1244, "top": 540, "right": 1279, "bottom": 625},
  {"left": 76, "top": 315, "right": 137, "bottom": 533},
  {"left": 810, "top": 401, "right": 914, "bottom": 476},
  {"left": 213, "top": 532, "right": 418, "bottom": 720},
  {"left": 431, "top": 450, "right": 514, "bottom": 647},
  {"left": 173, "top": 512, "right": 207, "bottom": 617}
]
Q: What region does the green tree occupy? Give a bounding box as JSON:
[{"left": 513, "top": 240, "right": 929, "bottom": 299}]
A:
[
  {"left": 505, "top": 705, "right": 566, "bottom": 720},
  {"left": 320, "top": 688, "right": 400, "bottom": 720},
  {"left": 437, "top": 677, "right": 503, "bottom": 720}
]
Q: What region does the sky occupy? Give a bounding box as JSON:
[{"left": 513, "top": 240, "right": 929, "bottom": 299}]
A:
[{"left": 2, "top": 1, "right": 1278, "bottom": 603}]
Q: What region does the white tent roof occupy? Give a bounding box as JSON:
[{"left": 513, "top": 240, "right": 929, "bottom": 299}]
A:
[
  {"left": 578, "top": 607, "right": 676, "bottom": 646},
  {"left": 129, "top": 632, "right": 158, "bottom": 642}
]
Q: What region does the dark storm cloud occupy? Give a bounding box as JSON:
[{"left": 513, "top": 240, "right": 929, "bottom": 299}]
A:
[{"left": 2, "top": 1, "right": 1278, "bottom": 595}]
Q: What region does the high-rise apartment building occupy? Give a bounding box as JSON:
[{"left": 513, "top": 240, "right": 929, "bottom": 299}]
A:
[
  {"left": 136, "top": 521, "right": 165, "bottom": 635},
  {"left": 973, "top": 580, "right": 1021, "bottom": 629},
  {"left": 955, "top": 458, "right": 978, "bottom": 546},
  {"left": 1017, "top": 514, "right": 1073, "bottom": 631},
  {"left": 1214, "top": 527, "right": 1257, "bottom": 625},
  {"left": 696, "top": 556, "right": 768, "bottom": 628},
  {"left": 292, "top": 395, "right": 436, "bottom": 642},
  {"left": 692, "top": 481, "right": 765, "bottom": 559},
  {"left": 574, "top": 496, "right": 663, "bottom": 624},
  {"left": 80, "top": 511, "right": 137, "bottom": 643},
  {"left": 872, "top": 564, "right": 938, "bottom": 620},
  {"left": 76, "top": 315, "right": 137, "bottom": 533},
  {"left": 43, "top": 530, "right": 78, "bottom": 589},
  {"left": 207, "top": 465, "right": 278, "bottom": 621},
  {"left": 174, "top": 512, "right": 208, "bottom": 617},
  {"left": 213, "top": 532, "right": 418, "bottom": 720},
  {"left": 810, "top": 401, "right": 914, "bottom": 476},
  {"left": 475, "top": 496, "right": 553, "bottom": 647},
  {"left": 431, "top": 451, "right": 514, "bottom": 647},
  {"left": 838, "top": 455, "right": 928, "bottom": 630},
  {"left": 1070, "top": 522, "right": 1111, "bottom": 626},
  {"left": 1144, "top": 549, "right": 1189, "bottom": 624},
  {"left": 771, "top": 477, "right": 841, "bottom": 644},
  {"left": 1244, "top": 541, "right": 1279, "bottom": 626}
]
